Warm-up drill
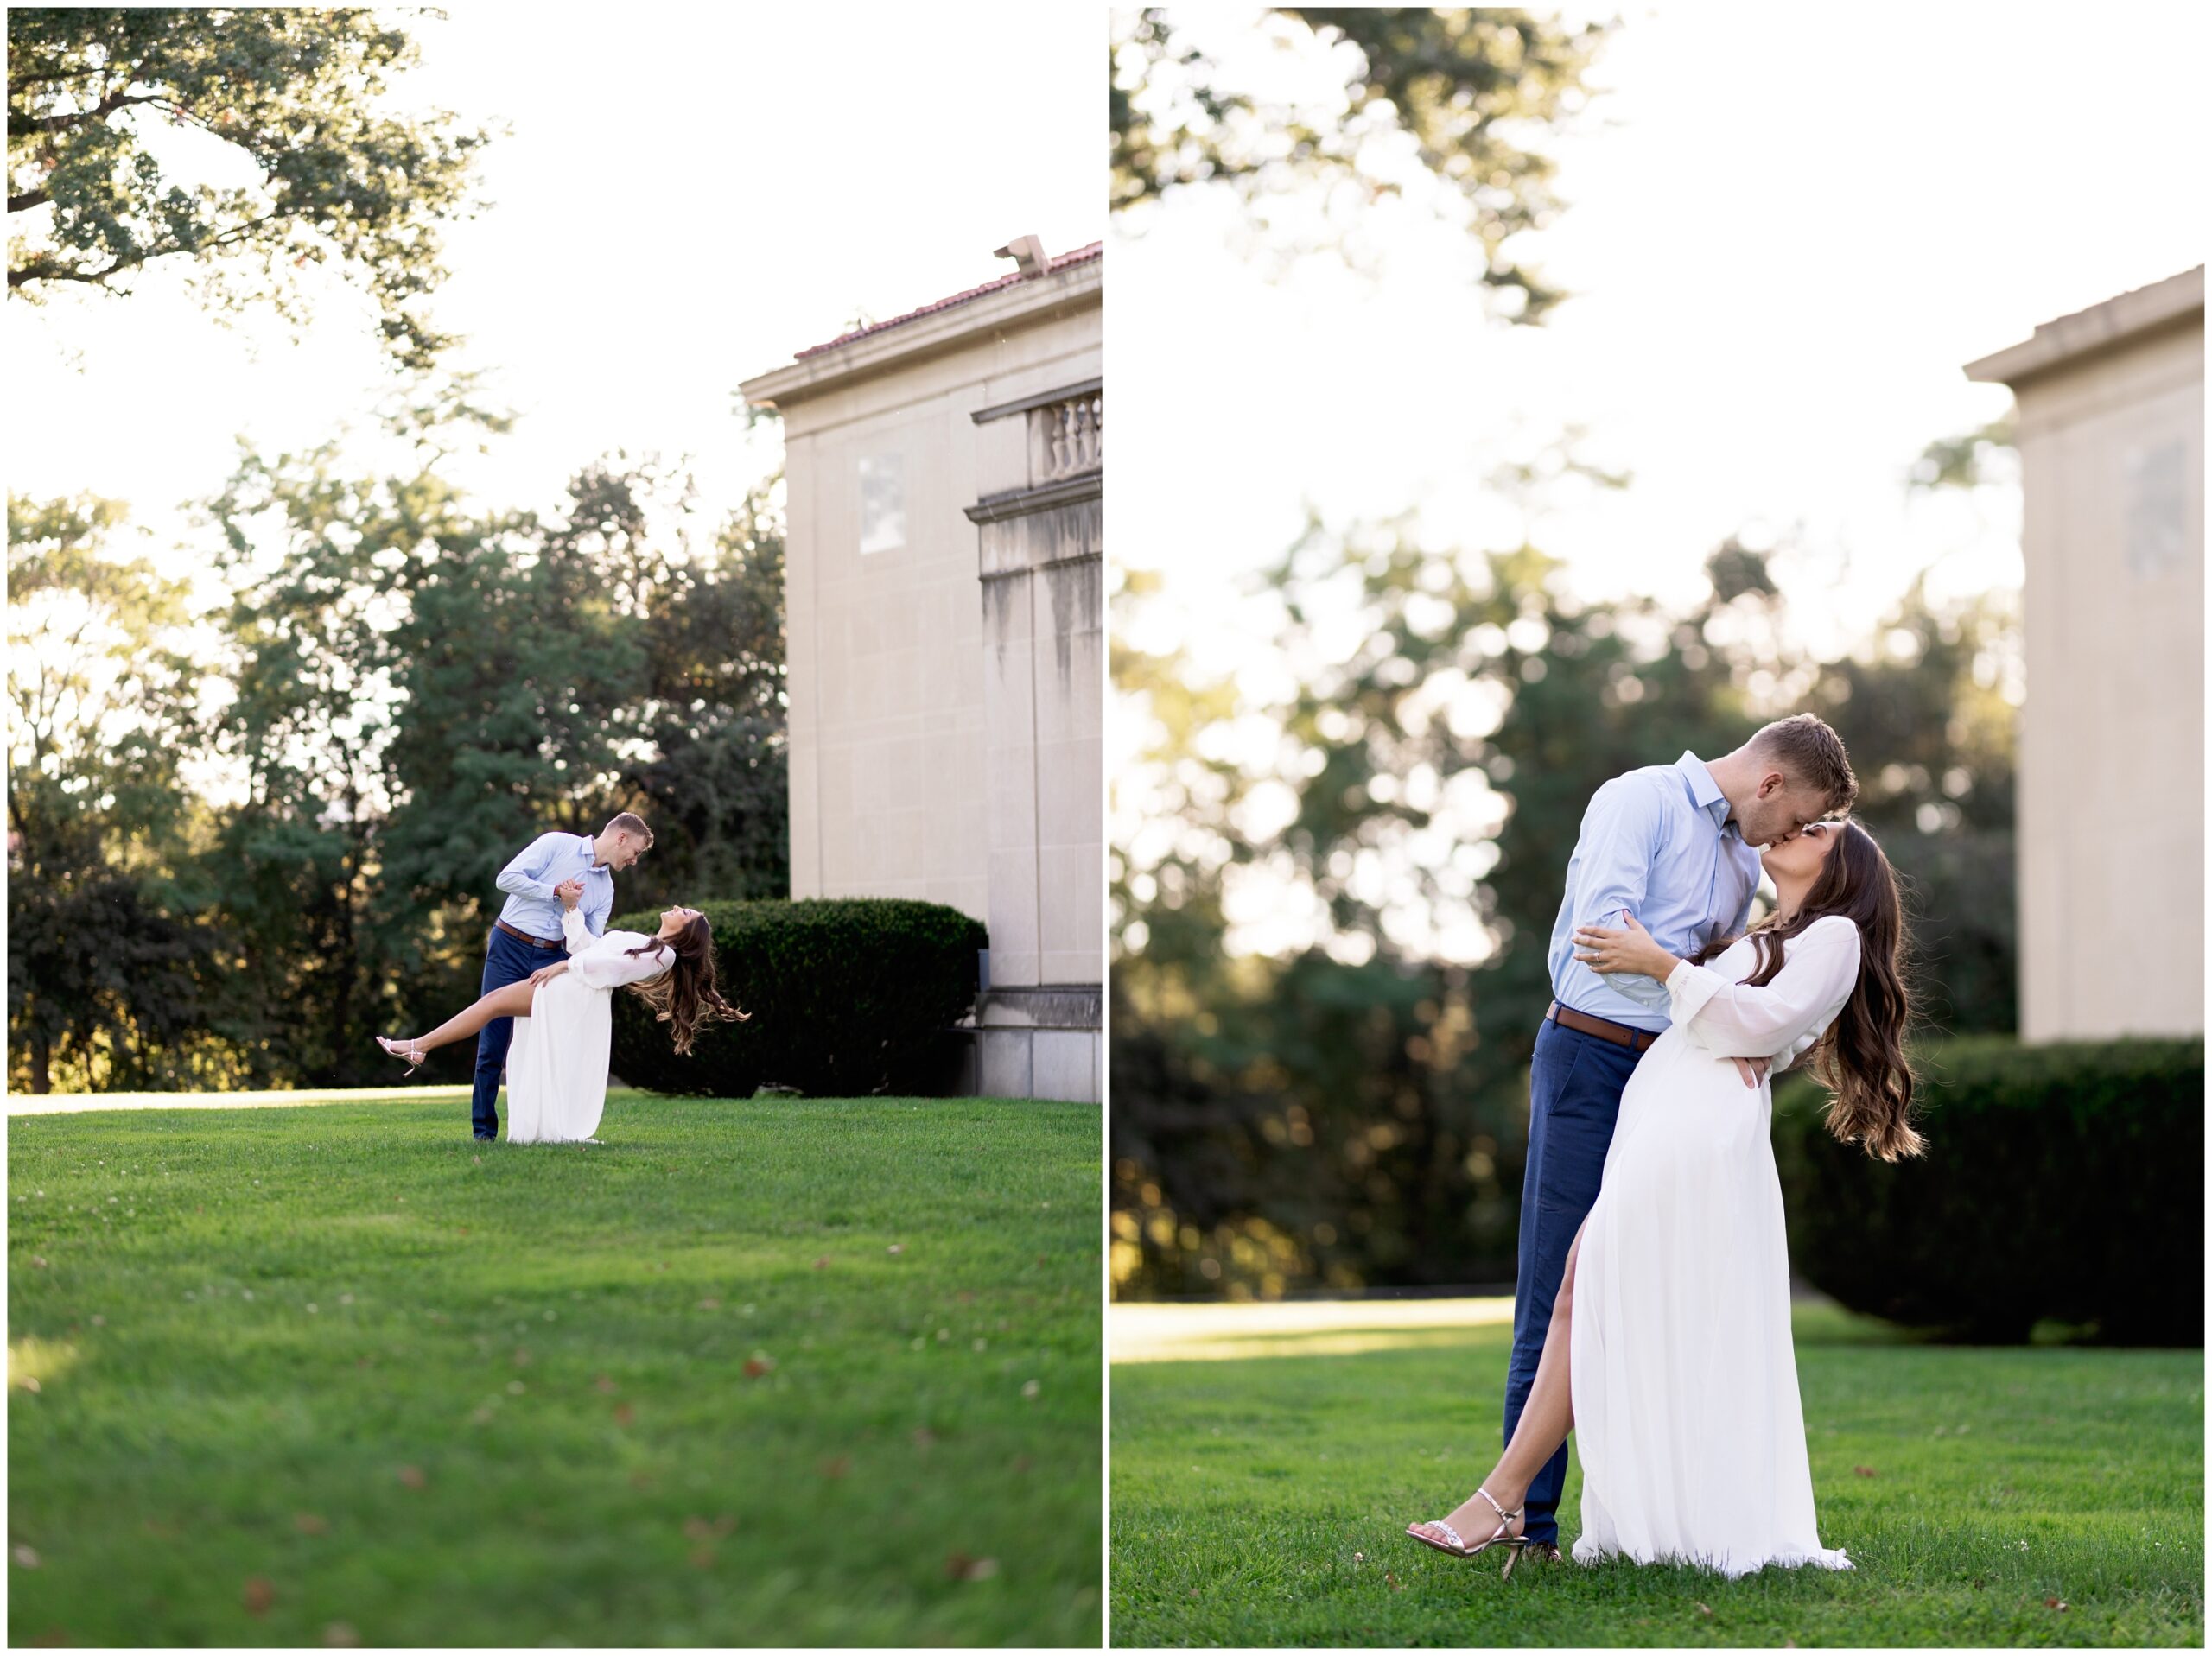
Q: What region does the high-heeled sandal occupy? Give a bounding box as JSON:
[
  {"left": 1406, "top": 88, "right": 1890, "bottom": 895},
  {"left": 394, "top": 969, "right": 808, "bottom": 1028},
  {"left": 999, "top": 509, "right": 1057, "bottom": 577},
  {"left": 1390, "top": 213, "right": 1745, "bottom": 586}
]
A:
[
  {"left": 1405, "top": 1487, "right": 1532, "bottom": 1577},
  {"left": 376, "top": 1036, "right": 429, "bottom": 1075}
]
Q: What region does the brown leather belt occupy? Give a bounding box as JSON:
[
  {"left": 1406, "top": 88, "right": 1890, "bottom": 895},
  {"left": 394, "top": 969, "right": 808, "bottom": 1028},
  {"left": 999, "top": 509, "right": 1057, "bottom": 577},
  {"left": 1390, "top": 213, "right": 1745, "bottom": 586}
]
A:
[
  {"left": 1547, "top": 1001, "right": 1659, "bottom": 1053},
  {"left": 494, "top": 918, "right": 563, "bottom": 952}
]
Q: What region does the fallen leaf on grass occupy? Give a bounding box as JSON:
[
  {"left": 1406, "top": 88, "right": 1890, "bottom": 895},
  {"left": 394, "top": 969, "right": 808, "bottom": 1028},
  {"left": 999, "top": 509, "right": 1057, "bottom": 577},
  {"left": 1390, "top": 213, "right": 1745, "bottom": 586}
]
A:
[
  {"left": 820, "top": 1456, "right": 850, "bottom": 1480},
  {"left": 1383, "top": 1570, "right": 1403, "bottom": 1592},
  {"left": 29, "top": 1256, "right": 46, "bottom": 1269},
  {"left": 13, "top": 1545, "right": 41, "bottom": 1568},
  {"left": 887, "top": 1244, "right": 905, "bottom": 1255},
  {"left": 243, "top": 1577, "right": 276, "bottom": 1616},
  {"left": 742, "top": 1357, "right": 774, "bottom": 1379},
  {"left": 912, "top": 1427, "right": 937, "bottom": 1450},
  {"left": 293, "top": 1513, "right": 327, "bottom": 1536},
  {"left": 2046, "top": 1598, "right": 2069, "bottom": 1612},
  {"left": 812, "top": 1256, "right": 830, "bottom": 1270},
  {"left": 944, "top": 1552, "right": 998, "bottom": 1582},
  {"left": 613, "top": 1403, "right": 636, "bottom": 1426},
  {"left": 397, "top": 1466, "right": 427, "bottom": 1489},
  {"left": 323, "top": 1622, "right": 360, "bottom": 1647},
  {"left": 697, "top": 1298, "right": 721, "bottom": 1310},
  {"left": 628, "top": 1472, "right": 655, "bottom": 1489},
  {"left": 512, "top": 1348, "right": 531, "bottom": 1367},
  {"left": 1694, "top": 1602, "right": 1713, "bottom": 1617},
  {"left": 1853, "top": 1465, "right": 1878, "bottom": 1477},
  {"left": 1352, "top": 1551, "right": 1365, "bottom": 1564},
  {"left": 1020, "top": 1380, "right": 1040, "bottom": 1399},
  {"left": 595, "top": 1375, "right": 619, "bottom": 1393}
]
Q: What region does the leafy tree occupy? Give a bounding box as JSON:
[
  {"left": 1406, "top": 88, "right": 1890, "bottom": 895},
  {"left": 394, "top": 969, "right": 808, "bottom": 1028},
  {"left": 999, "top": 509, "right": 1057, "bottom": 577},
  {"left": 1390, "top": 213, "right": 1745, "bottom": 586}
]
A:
[
  {"left": 6, "top": 492, "right": 223, "bottom": 1091},
  {"left": 7, "top": 8, "right": 489, "bottom": 369},
  {"left": 620, "top": 470, "right": 791, "bottom": 910},
  {"left": 199, "top": 386, "right": 788, "bottom": 1086},
  {"left": 1110, "top": 6, "right": 1608, "bottom": 318}
]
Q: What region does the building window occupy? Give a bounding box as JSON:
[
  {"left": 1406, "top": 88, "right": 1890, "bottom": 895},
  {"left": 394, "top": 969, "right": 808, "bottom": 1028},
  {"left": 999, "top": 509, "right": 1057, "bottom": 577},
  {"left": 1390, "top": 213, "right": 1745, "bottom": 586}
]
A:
[
  {"left": 2125, "top": 440, "right": 2186, "bottom": 580},
  {"left": 859, "top": 453, "right": 906, "bottom": 555}
]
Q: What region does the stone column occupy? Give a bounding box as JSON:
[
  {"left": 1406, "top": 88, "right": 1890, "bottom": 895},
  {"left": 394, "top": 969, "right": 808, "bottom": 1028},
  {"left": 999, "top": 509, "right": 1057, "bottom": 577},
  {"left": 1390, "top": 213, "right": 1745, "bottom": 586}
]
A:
[{"left": 966, "top": 384, "right": 1103, "bottom": 1101}]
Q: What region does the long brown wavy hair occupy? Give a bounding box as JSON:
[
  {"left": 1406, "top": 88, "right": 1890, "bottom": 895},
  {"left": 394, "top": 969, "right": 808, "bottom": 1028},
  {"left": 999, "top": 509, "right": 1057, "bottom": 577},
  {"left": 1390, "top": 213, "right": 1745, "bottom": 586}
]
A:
[
  {"left": 622, "top": 913, "right": 749, "bottom": 1056},
  {"left": 1691, "top": 819, "right": 1923, "bottom": 1161}
]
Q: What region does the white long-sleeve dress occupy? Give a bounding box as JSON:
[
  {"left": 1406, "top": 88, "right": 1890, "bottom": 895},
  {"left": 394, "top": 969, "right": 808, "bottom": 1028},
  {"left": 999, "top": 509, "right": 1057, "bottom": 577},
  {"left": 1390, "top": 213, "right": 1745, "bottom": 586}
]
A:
[
  {"left": 1570, "top": 912, "right": 1862, "bottom": 1577},
  {"left": 504, "top": 910, "right": 671, "bottom": 1145}
]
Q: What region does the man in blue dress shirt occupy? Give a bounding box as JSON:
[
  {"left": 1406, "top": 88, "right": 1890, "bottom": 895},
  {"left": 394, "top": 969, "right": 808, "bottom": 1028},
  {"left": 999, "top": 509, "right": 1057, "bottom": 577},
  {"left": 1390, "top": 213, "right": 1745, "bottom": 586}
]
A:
[
  {"left": 1504, "top": 715, "right": 1856, "bottom": 1560},
  {"left": 469, "top": 812, "right": 652, "bottom": 1140}
]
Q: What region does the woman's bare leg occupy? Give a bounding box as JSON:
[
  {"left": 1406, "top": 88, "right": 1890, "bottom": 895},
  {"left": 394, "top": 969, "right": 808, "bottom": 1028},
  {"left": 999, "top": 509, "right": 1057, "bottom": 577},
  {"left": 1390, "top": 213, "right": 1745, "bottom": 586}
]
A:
[
  {"left": 391, "top": 980, "right": 537, "bottom": 1056},
  {"left": 1412, "top": 1217, "right": 1587, "bottom": 1546}
]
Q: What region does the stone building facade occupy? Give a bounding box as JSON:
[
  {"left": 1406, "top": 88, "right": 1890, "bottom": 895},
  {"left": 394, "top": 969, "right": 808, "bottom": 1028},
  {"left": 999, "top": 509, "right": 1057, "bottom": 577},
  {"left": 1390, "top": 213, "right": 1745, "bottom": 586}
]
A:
[
  {"left": 741, "top": 241, "right": 1102, "bottom": 1100},
  {"left": 1965, "top": 265, "right": 2204, "bottom": 1042}
]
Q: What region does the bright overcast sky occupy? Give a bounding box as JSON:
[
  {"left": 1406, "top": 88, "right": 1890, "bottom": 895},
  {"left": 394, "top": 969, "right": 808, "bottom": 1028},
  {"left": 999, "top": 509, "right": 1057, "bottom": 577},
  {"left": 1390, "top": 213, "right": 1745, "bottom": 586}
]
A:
[
  {"left": 1114, "top": 0, "right": 2211, "bottom": 672},
  {"left": 6, "top": 2, "right": 1101, "bottom": 583}
]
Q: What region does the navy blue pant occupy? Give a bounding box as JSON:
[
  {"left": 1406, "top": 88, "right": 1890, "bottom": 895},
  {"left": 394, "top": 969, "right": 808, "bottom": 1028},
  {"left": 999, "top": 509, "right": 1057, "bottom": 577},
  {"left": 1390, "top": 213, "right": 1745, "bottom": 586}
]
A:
[
  {"left": 470, "top": 926, "right": 550, "bottom": 1139},
  {"left": 1503, "top": 1017, "right": 1644, "bottom": 1546}
]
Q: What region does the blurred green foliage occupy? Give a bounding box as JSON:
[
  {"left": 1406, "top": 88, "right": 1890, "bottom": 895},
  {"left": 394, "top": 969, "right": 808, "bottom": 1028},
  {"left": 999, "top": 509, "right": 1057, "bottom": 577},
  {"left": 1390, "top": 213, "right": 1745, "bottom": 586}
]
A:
[{"left": 1111, "top": 7, "right": 1609, "bottom": 319}]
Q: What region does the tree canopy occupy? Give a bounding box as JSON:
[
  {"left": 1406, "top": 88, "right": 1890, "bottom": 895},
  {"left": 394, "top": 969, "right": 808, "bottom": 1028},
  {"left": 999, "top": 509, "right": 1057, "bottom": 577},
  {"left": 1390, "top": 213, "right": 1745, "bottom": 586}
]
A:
[
  {"left": 1110, "top": 6, "right": 1607, "bottom": 319},
  {"left": 7, "top": 384, "right": 788, "bottom": 1094},
  {"left": 7, "top": 7, "right": 488, "bottom": 369}
]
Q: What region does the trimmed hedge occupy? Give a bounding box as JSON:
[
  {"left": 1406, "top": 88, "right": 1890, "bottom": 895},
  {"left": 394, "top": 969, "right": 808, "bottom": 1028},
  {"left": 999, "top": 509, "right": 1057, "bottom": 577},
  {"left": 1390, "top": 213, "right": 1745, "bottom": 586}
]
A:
[
  {"left": 1773, "top": 1034, "right": 2204, "bottom": 1345},
  {"left": 607, "top": 898, "right": 985, "bottom": 1099}
]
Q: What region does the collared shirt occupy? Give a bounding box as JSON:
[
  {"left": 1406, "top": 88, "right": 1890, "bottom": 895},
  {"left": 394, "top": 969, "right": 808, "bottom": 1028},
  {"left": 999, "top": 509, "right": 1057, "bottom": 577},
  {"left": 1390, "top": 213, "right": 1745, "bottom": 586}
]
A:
[
  {"left": 494, "top": 832, "right": 613, "bottom": 942},
  {"left": 1544, "top": 752, "right": 1763, "bottom": 1033}
]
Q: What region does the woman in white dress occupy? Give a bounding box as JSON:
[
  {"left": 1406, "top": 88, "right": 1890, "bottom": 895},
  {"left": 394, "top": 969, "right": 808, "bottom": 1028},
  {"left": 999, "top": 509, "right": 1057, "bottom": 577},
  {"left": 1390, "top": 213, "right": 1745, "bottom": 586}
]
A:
[
  {"left": 1407, "top": 817, "right": 1921, "bottom": 1577},
  {"left": 377, "top": 890, "right": 746, "bottom": 1143}
]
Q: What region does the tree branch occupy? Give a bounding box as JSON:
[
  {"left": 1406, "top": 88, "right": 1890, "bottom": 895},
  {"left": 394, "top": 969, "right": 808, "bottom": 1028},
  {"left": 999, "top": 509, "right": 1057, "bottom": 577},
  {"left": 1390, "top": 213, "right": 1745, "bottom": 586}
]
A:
[
  {"left": 9, "top": 189, "right": 53, "bottom": 213},
  {"left": 10, "top": 89, "right": 166, "bottom": 135}
]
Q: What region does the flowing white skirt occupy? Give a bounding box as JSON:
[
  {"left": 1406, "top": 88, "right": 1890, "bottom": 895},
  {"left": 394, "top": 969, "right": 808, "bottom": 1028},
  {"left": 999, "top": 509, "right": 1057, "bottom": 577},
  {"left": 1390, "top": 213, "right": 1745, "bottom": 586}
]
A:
[
  {"left": 1569, "top": 1025, "right": 1852, "bottom": 1577},
  {"left": 503, "top": 970, "right": 612, "bottom": 1145}
]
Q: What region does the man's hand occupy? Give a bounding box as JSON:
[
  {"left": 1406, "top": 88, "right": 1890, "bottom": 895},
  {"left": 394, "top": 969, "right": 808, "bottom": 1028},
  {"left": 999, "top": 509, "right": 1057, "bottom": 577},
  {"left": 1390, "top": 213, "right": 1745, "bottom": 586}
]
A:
[
  {"left": 554, "top": 878, "right": 584, "bottom": 911},
  {"left": 528, "top": 961, "right": 569, "bottom": 988},
  {"left": 1731, "top": 1056, "right": 1771, "bottom": 1090}
]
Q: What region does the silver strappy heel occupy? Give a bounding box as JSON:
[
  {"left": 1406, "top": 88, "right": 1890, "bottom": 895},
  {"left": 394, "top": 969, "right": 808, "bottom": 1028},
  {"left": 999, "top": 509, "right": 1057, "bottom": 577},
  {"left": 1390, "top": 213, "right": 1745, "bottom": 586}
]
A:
[
  {"left": 1405, "top": 1487, "right": 1533, "bottom": 1577},
  {"left": 376, "top": 1035, "right": 429, "bottom": 1076}
]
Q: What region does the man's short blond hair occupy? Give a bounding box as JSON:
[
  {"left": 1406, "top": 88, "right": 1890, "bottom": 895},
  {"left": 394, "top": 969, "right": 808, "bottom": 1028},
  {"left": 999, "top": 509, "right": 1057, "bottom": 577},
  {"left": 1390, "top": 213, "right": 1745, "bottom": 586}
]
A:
[
  {"left": 1751, "top": 714, "right": 1857, "bottom": 814},
  {"left": 607, "top": 811, "right": 653, "bottom": 846}
]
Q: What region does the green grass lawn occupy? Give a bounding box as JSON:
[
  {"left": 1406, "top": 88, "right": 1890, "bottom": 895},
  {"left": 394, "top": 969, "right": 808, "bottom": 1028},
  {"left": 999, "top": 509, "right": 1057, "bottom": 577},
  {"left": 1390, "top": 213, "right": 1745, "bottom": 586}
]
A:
[
  {"left": 1111, "top": 1303, "right": 2203, "bottom": 1646},
  {"left": 8, "top": 1090, "right": 1102, "bottom": 1647}
]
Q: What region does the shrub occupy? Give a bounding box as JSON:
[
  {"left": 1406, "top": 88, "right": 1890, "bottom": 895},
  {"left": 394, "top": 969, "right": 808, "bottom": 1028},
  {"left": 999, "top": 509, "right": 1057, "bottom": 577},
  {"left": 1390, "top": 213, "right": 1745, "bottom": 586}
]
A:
[
  {"left": 1773, "top": 1034, "right": 2204, "bottom": 1345},
  {"left": 607, "top": 898, "right": 986, "bottom": 1099}
]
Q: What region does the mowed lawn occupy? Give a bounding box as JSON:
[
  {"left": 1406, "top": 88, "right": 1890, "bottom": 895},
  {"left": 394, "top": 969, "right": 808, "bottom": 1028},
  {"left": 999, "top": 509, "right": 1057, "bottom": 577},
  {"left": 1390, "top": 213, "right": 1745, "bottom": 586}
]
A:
[
  {"left": 8, "top": 1092, "right": 1102, "bottom": 1647},
  {"left": 1111, "top": 1304, "right": 2203, "bottom": 1646}
]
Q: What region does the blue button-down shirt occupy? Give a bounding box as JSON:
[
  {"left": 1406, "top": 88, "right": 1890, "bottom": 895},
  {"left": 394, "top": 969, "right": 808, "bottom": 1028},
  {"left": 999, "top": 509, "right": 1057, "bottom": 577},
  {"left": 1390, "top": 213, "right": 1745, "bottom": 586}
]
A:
[
  {"left": 494, "top": 832, "right": 613, "bottom": 943},
  {"left": 1545, "top": 752, "right": 1762, "bottom": 1032}
]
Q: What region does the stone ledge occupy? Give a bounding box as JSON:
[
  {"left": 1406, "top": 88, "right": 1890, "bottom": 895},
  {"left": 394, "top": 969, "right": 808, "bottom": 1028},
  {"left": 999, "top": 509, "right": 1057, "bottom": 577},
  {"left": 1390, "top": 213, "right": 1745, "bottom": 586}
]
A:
[{"left": 975, "top": 985, "right": 1103, "bottom": 1030}]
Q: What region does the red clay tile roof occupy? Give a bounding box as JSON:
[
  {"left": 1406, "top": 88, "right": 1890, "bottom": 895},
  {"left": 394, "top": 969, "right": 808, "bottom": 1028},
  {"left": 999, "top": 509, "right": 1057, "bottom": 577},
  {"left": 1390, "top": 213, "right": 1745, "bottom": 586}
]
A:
[{"left": 793, "top": 243, "right": 1102, "bottom": 360}]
